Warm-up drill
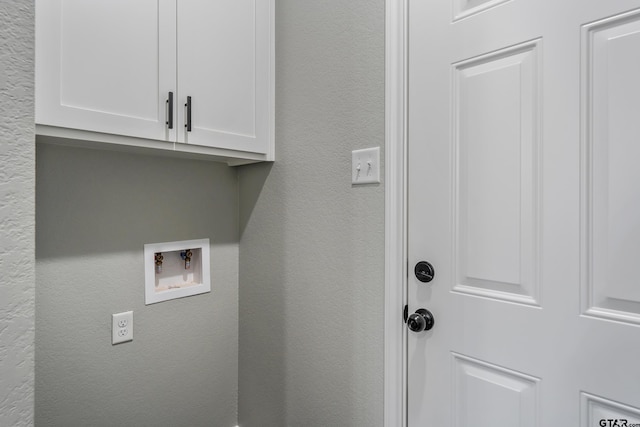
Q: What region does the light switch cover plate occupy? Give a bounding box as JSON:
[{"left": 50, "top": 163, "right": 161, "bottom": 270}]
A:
[{"left": 352, "top": 147, "right": 380, "bottom": 184}]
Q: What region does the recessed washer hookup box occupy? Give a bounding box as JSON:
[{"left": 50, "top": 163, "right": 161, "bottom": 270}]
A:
[{"left": 144, "top": 238, "right": 211, "bottom": 304}]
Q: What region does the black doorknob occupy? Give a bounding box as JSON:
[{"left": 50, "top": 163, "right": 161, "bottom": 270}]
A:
[
  {"left": 414, "top": 261, "right": 435, "bottom": 282},
  {"left": 407, "top": 308, "right": 435, "bottom": 332}
]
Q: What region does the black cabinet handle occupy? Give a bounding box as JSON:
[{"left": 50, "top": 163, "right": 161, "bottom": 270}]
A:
[
  {"left": 185, "top": 96, "right": 192, "bottom": 132},
  {"left": 166, "top": 91, "right": 174, "bottom": 129}
]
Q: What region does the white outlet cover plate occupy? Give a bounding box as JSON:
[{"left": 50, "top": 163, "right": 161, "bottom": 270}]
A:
[
  {"left": 112, "top": 311, "right": 133, "bottom": 345},
  {"left": 352, "top": 147, "right": 380, "bottom": 184}
]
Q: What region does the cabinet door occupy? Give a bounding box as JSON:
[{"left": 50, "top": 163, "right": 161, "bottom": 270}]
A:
[
  {"left": 176, "top": 0, "right": 272, "bottom": 154},
  {"left": 36, "top": 0, "right": 177, "bottom": 142}
]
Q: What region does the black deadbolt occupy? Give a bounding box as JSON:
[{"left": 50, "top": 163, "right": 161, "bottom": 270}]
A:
[{"left": 414, "top": 261, "right": 435, "bottom": 283}]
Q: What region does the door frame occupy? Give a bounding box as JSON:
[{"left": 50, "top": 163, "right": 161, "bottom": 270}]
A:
[{"left": 384, "top": 0, "right": 408, "bottom": 426}]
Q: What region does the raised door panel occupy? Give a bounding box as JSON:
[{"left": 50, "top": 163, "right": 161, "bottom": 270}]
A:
[
  {"left": 452, "top": 40, "right": 541, "bottom": 306},
  {"left": 453, "top": 0, "right": 512, "bottom": 22},
  {"left": 453, "top": 354, "right": 539, "bottom": 427},
  {"left": 36, "top": 0, "right": 176, "bottom": 141},
  {"left": 176, "top": 0, "right": 272, "bottom": 155},
  {"left": 581, "top": 393, "right": 640, "bottom": 426},
  {"left": 582, "top": 10, "right": 640, "bottom": 325}
]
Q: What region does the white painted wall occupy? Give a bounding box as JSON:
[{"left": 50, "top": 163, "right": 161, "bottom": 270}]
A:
[
  {"left": 35, "top": 144, "right": 239, "bottom": 426},
  {"left": 0, "top": 2, "right": 36, "bottom": 426},
  {"left": 0, "top": 1, "right": 386, "bottom": 425},
  {"left": 237, "top": 1, "right": 385, "bottom": 425}
]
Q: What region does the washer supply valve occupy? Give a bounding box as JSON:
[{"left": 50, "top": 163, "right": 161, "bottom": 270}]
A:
[{"left": 180, "top": 249, "right": 193, "bottom": 269}]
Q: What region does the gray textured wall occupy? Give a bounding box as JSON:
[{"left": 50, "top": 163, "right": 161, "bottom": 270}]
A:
[
  {"left": 0, "top": 2, "right": 36, "bottom": 426},
  {"left": 237, "top": 1, "right": 385, "bottom": 426},
  {"left": 36, "top": 144, "right": 239, "bottom": 427}
]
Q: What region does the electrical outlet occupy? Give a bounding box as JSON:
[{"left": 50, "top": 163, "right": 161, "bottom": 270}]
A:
[{"left": 112, "top": 311, "right": 133, "bottom": 345}]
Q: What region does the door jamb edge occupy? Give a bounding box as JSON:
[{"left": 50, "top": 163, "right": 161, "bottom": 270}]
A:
[{"left": 384, "top": 0, "right": 408, "bottom": 426}]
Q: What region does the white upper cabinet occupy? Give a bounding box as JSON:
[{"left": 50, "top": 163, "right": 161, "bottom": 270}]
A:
[
  {"left": 177, "top": 0, "right": 271, "bottom": 154},
  {"left": 36, "top": 0, "right": 176, "bottom": 141},
  {"left": 36, "top": 0, "right": 274, "bottom": 164}
]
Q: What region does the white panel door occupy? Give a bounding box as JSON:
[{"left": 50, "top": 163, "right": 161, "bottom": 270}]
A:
[
  {"left": 408, "top": 0, "right": 640, "bottom": 425},
  {"left": 36, "top": 0, "right": 176, "bottom": 141},
  {"left": 176, "top": 0, "right": 271, "bottom": 154}
]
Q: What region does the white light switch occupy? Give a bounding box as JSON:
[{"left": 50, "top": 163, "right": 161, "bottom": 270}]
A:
[{"left": 352, "top": 147, "right": 380, "bottom": 184}]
